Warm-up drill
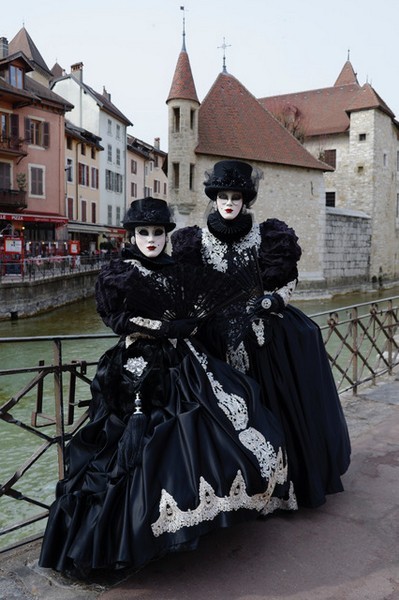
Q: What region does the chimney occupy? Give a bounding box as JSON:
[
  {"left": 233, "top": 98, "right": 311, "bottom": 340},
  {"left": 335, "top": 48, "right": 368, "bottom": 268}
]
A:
[
  {"left": 154, "top": 137, "right": 160, "bottom": 150},
  {"left": 0, "top": 37, "right": 9, "bottom": 59},
  {"left": 102, "top": 86, "right": 111, "bottom": 102},
  {"left": 71, "top": 62, "right": 84, "bottom": 82}
]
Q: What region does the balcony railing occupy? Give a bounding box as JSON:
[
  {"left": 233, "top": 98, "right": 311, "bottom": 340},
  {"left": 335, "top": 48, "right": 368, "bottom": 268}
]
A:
[
  {"left": 0, "top": 136, "right": 27, "bottom": 156},
  {"left": 0, "top": 296, "right": 398, "bottom": 552},
  {"left": 0, "top": 188, "right": 27, "bottom": 210}
]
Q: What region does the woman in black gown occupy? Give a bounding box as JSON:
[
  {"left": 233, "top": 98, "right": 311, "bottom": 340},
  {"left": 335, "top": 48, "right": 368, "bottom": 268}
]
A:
[
  {"left": 171, "top": 161, "right": 351, "bottom": 509},
  {"left": 39, "top": 196, "right": 294, "bottom": 577}
]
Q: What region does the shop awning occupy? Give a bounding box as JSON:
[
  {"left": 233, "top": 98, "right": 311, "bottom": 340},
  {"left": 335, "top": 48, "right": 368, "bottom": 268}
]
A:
[
  {"left": 0, "top": 211, "right": 68, "bottom": 225},
  {"left": 106, "top": 227, "right": 125, "bottom": 237},
  {"left": 68, "top": 222, "right": 109, "bottom": 234}
]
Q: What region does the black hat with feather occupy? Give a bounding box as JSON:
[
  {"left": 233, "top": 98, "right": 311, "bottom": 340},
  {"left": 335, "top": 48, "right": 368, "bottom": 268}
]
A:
[{"left": 203, "top": 160, "right": 260, "bottom": 206}]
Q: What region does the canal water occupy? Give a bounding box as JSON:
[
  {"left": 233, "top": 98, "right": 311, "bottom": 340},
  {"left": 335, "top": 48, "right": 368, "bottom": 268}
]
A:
[{"left": 1, "top": 285, "right": 399, "bottom": 549}]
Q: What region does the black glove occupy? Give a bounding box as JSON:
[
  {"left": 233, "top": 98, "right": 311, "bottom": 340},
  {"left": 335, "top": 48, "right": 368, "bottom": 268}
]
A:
[
  {"left": 161, "top": 318, "right": 199, "bottom": 339},
  {"left": 253, "top": 293, "right": 284, "bottom": 316}
]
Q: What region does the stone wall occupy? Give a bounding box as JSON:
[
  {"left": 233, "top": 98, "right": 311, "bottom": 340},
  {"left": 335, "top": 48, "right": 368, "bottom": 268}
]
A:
[
  {"left": 0, "top": 271, "right": 98, "bottom": 321},
  {"left": 324, "top": 207, "right": 371, "bottom": 286}
]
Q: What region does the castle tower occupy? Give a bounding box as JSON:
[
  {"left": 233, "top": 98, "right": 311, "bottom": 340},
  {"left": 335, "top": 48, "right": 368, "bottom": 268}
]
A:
[{"left": 166, "top": 27, "right": 200, "bottom": 219}]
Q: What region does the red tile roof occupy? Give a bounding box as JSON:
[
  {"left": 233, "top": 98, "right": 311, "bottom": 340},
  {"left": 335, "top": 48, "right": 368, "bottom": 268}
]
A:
[
  {"left": 167, "top": 49, "right": 199, "bottom": 104},
  {"left": 9, "top": 27, "right": 53, "bottom": 77},
  {"left": 196, "top": 71, "right": 330, "bottom": 171},
  {"left": 259, "top": 61, "right": 396, "bottom": 137}
]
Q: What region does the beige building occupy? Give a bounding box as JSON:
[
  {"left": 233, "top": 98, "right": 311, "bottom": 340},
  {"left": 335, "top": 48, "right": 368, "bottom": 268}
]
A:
[
  {"left": 65, "top": 120, "right": 105, "bottom": 253},
  {"left": 126, "top": 135, "right": 168, "bottom": 206},
  {"left": 260, "top": 60, "right": 399, "bottom": 285}
]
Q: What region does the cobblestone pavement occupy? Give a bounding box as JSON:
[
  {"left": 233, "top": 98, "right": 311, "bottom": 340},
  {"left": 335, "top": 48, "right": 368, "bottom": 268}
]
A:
[{"left": 1, "top": 374, "right": 399, "bottom": 600}]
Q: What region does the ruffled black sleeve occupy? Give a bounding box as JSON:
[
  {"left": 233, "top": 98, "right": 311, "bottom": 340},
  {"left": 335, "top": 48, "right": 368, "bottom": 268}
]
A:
[
  {"left": 171, "top": 225, "right": 203, "bottom": 266},
  {"left": 258, "top": 219, "right": 302, "bottom": 290},
  {"left": 95, "top": 259, "right": 140, "bottom": 335},
  {"left": 95, "top": 259, "right": 199, "bottom": 339}
]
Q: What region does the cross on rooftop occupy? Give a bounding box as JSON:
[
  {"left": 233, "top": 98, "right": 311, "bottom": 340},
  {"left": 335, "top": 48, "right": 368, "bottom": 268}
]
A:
[{"left": 218, "top": 37, "right": 231, "bottom": 73}]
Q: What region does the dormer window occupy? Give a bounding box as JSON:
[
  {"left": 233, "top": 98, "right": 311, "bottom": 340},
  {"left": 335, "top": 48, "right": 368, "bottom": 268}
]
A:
[{"left": 9, "top": 65, "right": 23, "bottom": 89}]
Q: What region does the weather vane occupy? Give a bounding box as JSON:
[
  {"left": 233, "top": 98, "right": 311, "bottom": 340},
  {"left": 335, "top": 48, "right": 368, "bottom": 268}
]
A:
[{"left": 218, "top": 37, "right": 231, "bottom": 73}]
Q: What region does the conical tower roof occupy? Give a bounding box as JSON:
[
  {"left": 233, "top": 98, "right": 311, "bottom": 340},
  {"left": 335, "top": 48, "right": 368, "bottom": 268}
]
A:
[
  {"left": 167, "top": 46, "right": 199, "bottom": 104},
  {"left": 334, "top": 60, "right": 359, "bottom": 86}
]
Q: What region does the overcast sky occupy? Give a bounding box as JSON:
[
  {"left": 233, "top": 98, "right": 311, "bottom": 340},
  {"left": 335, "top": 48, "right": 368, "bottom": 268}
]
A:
[{"left": 3, "top": 0, "right": 398, "bottom": 151}]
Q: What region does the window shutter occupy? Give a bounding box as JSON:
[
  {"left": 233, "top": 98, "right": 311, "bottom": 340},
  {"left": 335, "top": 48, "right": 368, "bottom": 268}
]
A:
[
  {"left": 10, "top": 114, "right": 19, "bottom": 140},
  {"left": 24, "top": 117, "right": 31, "bottom": 143},
  {"left": 43, "top": 122, "right": 50, "bottom": 148}
]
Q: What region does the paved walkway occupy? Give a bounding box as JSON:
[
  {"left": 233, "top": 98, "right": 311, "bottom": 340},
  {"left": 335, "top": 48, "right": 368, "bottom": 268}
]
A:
[{"left": 2, "top": 375, "right": 399, "bottom": 600}]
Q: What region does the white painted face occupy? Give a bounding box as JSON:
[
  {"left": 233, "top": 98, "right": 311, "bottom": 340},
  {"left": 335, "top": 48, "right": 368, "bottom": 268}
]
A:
[
  {"left": 216, "top": 191, "right": 244, "bottom": 220},
  {"left": 133, "top": 225, "right": 166, "bottom": 258}
]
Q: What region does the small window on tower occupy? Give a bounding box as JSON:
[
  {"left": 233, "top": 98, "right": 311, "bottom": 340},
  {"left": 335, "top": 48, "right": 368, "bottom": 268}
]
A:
[{"left": 173, "top": 107, "right": 180, "bottom": 133}]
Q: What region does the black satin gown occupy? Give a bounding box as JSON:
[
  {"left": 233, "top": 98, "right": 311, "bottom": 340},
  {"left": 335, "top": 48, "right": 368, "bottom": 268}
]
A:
[{"left": 39, "top": 254, "right": 294, "bottom": 576}]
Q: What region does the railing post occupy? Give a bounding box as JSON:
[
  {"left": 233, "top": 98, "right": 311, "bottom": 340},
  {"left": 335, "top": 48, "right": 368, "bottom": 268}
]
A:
[
  {"left": 387, "top": 299, "right": 393, "bottom": 375},
  {"left": 351, "top": 307, "right": 358, "bottom": 395},
  {"left": 53, "top": 338, "right": 66, "bottom": 479}
]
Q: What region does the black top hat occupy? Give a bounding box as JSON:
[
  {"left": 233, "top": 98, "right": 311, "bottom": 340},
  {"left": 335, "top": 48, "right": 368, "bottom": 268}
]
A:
[
  {"left": 203, "top": 160, "right": 259, "bottom": 205},
  {"left": 123, "top": 197, "right": 176, "bottom": 232}
]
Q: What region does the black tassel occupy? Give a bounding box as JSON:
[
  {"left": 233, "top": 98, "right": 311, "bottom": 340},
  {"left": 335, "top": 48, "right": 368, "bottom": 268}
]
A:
[{"left": 117, "top": 393, "right": 147, "bottom": 470}]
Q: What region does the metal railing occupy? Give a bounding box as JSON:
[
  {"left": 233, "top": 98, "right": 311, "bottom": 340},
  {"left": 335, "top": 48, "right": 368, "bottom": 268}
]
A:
[
  {"left": 0, "top": 296, "right": 398, "bottom": 552},
  {"left": 309, "top": 296, "right": 399, "bottom": 394},
  {"left": 0, "top": 254, "right": 109, "bottom": 281}
]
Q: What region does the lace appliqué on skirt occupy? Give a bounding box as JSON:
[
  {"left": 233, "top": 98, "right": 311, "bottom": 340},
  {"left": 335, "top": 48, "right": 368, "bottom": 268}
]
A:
[
  {"left": 239, "top": 427, "right": 280, "bottom": 480},
  {"left": 151, "top": 468, "right": 281, "bottom": 537}
]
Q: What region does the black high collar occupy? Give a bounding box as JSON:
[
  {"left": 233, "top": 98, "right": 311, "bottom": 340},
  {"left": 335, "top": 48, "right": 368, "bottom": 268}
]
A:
[{"left": 207, "top": 211, "right": 253, "bottom": 243}]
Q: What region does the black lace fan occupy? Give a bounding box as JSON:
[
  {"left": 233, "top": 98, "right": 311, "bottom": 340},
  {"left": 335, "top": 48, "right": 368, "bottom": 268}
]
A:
[
  {"left": 231, "top": 247, "right": 265, "bottom": 304},
  {"left": 126, "top": 263, "right": 245, "bottom": 323},
  {"left": 228, "top": 248, "right": 273, "bottom": 348}
]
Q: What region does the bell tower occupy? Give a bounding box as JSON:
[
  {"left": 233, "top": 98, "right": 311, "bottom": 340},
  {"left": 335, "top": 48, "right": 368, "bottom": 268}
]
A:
[{"left": 166, "top": 14, "right": 200, "bottom": 221}]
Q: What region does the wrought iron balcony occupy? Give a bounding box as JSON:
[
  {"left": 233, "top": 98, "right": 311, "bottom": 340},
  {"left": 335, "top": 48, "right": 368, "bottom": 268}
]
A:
[
  {"left": 0, "top": 188, "right": 27, "bottom": 210},
  {"left": 0, "top": 136, "right": 27, "bottom": 158}
]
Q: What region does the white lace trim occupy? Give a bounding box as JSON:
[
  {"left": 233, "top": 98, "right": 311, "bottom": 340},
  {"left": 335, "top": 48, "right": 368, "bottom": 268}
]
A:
[
  {"left": 226, "top": 341, "right": 250, "bottom": 374},
  {"left": 260, "top": 481, "right": 298, "bottom": 515},
  {"left": 201, "top": 224, "right": 261, "bottom": 273},
  {"left": 187, "top": 341, "right": 248, "bottom": 431},
  {"left": 129, "top": 316, "right": 162, "bottom": 330},
  {"left": 123, "top": 258, "right": 159, "bottom": 277},
  {"left": 151, "top": 466, "right": 288, "bottom": 537},
  {"left": 251, "top": 319, "right": 265, "bottom": 346},
  {"left": 207, "top": 370, "right": 249, "bottom": 430},
  {"left": 273, "top": 279, "right": 297, "bottom": 306},
  {"left": 239, "top": 427, "right": 280, "bottom": 481}
]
